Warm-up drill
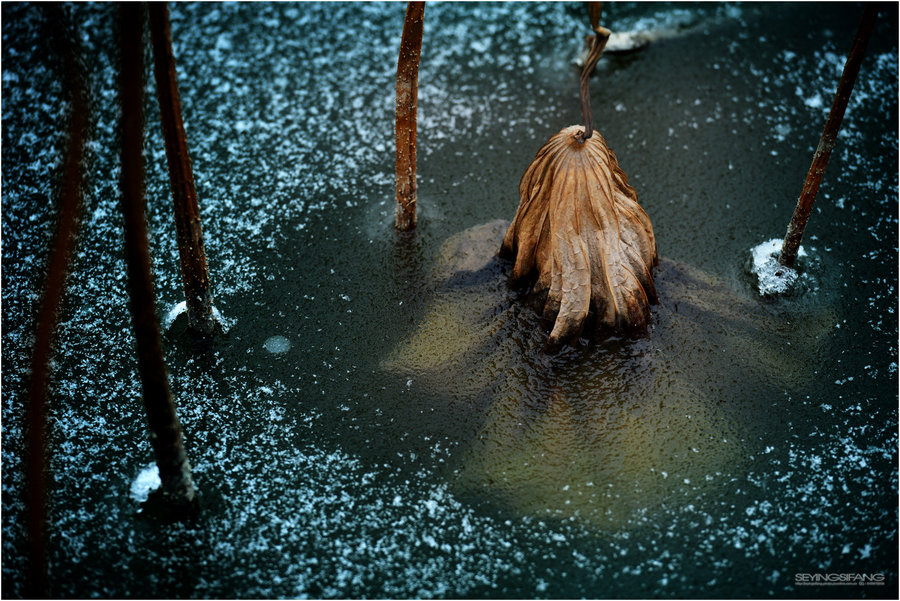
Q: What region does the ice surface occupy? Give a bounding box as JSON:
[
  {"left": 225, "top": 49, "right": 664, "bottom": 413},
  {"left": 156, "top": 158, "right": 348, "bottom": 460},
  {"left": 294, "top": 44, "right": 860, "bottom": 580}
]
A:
[{"left": 1, "top": 2, "right": 896, "bottom": 599}]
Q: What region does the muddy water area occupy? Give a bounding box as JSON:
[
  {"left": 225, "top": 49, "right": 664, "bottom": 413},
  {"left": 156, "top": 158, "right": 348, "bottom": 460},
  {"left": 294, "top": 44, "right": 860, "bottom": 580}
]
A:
[{"left": 2, "top": 2, "right": 897, "bottom": 598}]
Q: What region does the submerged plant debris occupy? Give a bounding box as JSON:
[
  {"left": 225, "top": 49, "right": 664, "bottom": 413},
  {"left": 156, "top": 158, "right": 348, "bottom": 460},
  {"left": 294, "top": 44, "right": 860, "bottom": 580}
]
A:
[
  {"left": 385, "top": 220, "right": 840, "bottom": 528},
  {"left": 2, "top": 2, "right": 898, "bottom": 598}
]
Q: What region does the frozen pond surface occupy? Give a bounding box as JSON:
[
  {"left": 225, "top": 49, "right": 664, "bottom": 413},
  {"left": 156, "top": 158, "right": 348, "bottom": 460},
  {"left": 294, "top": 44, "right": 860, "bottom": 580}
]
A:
[{"left": 2, "top": 2, "right": 898, "bottom": 598}]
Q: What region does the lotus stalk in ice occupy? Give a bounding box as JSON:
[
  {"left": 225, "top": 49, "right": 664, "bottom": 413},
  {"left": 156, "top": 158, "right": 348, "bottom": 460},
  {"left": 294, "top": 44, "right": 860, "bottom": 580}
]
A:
[
  {"left": 395, "top": 2, "right": 425, "bottom": 232},
  {"left": 779, "top": 4, "right": 877, "bottom": 269},
  {"left": 121, "top": 3, "right": 197, "bottom": 518},
  {"left": 148, "top": 2, "right": 219, "bottom": 337},
  {"left": 25, "top": 5, "right": 89, "bottom": 595}
]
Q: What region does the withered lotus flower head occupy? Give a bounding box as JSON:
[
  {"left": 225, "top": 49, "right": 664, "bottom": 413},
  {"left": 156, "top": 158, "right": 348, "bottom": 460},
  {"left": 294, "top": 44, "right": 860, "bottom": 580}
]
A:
[{"left": 500, "top": 125, "right": 658, "bottom": 349}]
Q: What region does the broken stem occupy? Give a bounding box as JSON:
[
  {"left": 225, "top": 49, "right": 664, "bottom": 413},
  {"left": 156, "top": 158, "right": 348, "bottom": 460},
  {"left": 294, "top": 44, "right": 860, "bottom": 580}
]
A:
[
  {"left": 120, "top": 2, "right": 197, "bottom": 517},
  {"left": 779, "top": 4, "right": 877, "bottom": 268},
  {"left": 395, "top": 1, "right": 425, "bottom": 232},
  {"left": 147, "top": 2, "right": 217, "bottom": 336},
  {"left": 26, "top": 5, "right": 89, "bottom": 596},
  {"left": 578, "top": 2, "right": 611, "bottom": 142}
]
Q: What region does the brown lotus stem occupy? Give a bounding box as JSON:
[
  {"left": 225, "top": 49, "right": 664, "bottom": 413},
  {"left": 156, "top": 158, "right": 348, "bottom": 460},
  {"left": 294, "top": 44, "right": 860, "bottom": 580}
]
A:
[
  {"left": 26, "top": 5, "right": 88, "bottom": 596},
  {"left": 120, "top": 2, "right": 197, "bottom": 516},
  {"left": 147, "top": 2, "right": 217, "bottom": 336},
  {"left": 588, "top": 1, "right": 603, "bottom": 30},
  {"left": 780, "top": 4, "right": 877, "bottom": 268},
  {"left": 578, "top": 2, "right": 611, "bottom": 143},
  {"left": 395, "top": 1, "right": 425, "bottom": 232}
]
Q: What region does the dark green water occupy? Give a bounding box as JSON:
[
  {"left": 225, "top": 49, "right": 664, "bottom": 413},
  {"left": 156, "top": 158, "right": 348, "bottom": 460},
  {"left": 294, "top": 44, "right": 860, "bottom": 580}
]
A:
[{"left": 2, "top": 2, "right": 897, "bottom": 598}]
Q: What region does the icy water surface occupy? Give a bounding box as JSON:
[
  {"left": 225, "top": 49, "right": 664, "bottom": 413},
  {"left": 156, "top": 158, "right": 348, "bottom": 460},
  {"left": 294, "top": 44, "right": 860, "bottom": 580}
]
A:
[{"left": 2, "top": 2, "right": 898, "bottom": 598}]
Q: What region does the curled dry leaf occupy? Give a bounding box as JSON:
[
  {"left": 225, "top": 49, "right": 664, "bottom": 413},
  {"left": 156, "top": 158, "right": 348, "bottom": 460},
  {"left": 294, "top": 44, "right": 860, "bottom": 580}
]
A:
[{"left": 500, "top": 125, "right": 658, "bottom": 348}]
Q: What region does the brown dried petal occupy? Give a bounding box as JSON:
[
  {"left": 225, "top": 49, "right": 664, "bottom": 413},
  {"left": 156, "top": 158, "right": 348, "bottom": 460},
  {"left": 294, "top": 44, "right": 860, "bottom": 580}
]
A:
[{"left": 501, "top": 125, "right": 658, "bottom": 348}]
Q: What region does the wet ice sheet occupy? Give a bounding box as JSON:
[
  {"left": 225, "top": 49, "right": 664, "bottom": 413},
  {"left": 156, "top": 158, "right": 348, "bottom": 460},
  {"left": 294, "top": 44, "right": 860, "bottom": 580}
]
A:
[{"left": 2, "top": 2, "right": 897, "bottom": 598}]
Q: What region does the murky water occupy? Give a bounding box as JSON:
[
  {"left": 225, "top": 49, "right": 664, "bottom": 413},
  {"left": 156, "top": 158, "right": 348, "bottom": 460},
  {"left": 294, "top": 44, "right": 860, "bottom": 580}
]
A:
[{"left": 2, "top": 2, "right": 897, "bottom": 598}]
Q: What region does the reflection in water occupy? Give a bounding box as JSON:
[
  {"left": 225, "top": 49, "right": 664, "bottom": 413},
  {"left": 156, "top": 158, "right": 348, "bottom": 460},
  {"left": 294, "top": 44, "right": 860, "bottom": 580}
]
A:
[{"left": 385, "top": 221, "right": 835, "bottom": 528}]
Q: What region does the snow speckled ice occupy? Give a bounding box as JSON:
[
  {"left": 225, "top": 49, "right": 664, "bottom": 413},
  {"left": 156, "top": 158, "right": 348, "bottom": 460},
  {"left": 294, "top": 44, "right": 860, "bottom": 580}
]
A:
[{"left": 2, "top": 2, "right": 897, "bottom": 598}]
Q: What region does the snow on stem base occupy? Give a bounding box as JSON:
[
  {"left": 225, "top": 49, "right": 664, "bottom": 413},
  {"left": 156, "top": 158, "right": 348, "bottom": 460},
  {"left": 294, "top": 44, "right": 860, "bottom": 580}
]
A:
[
  {"left": 749, "top": 238, "right": 807, "bottom": 296},
  {"left": 164, "top": 300, "right": 231, "bottom": 333},
  {"left": 130, "top": 463, "right": 161, "bottom": 503}
]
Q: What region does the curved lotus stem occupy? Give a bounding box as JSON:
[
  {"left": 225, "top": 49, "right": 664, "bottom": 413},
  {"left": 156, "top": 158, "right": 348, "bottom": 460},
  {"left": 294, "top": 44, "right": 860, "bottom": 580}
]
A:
[
  {"left": 26, "top": 5, "right": 89, "bottom": 595},
  {"left": 500, "top": 125, "right": 658, "bottom": 350},
  {"left": 578, "top": 2, "right": 611, "bottom": 143}
]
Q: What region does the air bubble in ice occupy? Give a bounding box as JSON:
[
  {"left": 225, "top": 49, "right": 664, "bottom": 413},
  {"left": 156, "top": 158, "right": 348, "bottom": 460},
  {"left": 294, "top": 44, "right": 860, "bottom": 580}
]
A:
[{"left": 264, "top": 335, "right": 291, "bottom": 354}]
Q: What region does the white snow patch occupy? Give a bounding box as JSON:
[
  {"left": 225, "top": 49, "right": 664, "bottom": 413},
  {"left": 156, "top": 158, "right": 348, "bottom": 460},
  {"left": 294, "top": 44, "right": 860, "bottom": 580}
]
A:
[
  {"left": 803, "top": 93, "right": 824, "bottom": 109},
  {"left": 772, "top": 123, "right": 791, "bottom": 141},
  {"left": 129, "top": 463, "right": 161, "bottom": 503},
  {"left": 164, "top": 301, "right": 188, "bottom": 330},
  {"left": 163, "top": 301, "right": 230, "bottom": 332},
  {"left": 749, "top": 238, "right": 806, "bottom": 296}
]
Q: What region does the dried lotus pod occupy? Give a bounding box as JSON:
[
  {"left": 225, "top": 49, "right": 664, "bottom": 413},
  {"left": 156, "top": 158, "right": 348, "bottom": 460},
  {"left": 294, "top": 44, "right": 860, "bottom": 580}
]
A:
[{"left": 500, "top": 125, "right": 658, "bottom": 348}]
